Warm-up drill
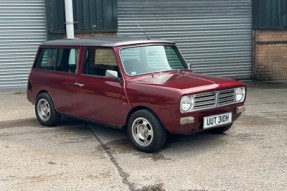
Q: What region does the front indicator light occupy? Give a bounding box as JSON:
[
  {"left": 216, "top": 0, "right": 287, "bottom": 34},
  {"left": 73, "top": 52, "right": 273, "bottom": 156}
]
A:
[{"left": 180, "top": 116, "right": 195, "bottom": 125}]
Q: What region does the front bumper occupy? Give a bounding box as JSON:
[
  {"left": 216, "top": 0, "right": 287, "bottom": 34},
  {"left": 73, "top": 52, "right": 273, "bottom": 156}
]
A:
[{"left": 166, "top": 104, "right": 245, "bottom": 135}]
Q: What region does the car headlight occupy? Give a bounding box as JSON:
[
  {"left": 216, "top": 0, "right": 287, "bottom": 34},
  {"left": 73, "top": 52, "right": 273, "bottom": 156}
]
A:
[
  {"left": 235, "top": 87, "right": 246, "bottom": 103},
  {"left": 180, "top": 95, "right": 195, "bottom": 113}
]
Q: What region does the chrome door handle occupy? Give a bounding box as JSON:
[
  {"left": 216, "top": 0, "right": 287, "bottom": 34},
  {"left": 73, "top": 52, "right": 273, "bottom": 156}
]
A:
[{"left": 74, "top": 83, "right": 85, "bottom": 87}]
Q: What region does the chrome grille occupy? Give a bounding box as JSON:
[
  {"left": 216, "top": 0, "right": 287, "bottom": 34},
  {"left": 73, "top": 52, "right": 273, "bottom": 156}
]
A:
[
  {"left": 194, "top": 92, "right": 216, "bottom": 110},
  {"left": 194, "top": 89, "right": 235, "bottom": 111},
  {"left": 218, "top": 89, "right": 235, "bottom": 106}
]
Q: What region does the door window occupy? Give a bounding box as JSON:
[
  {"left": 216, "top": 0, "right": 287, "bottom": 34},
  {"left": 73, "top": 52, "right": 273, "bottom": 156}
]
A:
[{"left": 82, "top": 48, "right": 118, "bottom": 77}]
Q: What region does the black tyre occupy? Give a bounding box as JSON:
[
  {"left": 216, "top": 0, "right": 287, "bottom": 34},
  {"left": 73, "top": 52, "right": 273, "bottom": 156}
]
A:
[
  {"left": 127, "top": 109, "right": 167, "bottom": 153},
  {"left": 206, "top": 124, "right": 232, "bottom": 134},
  {"left": 35, "top": 93, "right": 61, "bottom": 126}
]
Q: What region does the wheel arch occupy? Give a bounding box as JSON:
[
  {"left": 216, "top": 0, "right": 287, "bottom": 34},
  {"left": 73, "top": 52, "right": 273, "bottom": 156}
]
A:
[
  {"left": 35, "top": 90, "right": 59, "bottom": 113},
  {"left": 124, "top": 106, "right": 165, "bottom": 130},
  {"left": 37, "top": 89, "right": 48, "bottom": 97}
]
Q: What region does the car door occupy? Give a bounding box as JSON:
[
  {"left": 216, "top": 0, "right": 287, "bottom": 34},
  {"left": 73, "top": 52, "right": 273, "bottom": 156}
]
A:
[{"left": 74, "top": 47, "right": 129, "bottom": 126}]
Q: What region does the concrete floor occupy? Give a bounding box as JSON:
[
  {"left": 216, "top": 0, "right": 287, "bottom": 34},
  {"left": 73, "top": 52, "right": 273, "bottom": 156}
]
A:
[{"left": 0, "top": 81, "right": 286, "bottom": 191}]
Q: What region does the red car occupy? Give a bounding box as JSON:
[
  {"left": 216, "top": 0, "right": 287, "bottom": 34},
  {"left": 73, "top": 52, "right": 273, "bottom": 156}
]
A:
[{"left": 27, "top": 37, "right": 246, "bottom": 152}]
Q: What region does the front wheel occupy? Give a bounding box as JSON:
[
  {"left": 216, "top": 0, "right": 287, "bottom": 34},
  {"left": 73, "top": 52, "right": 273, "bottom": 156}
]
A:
[
  {"left": 127, "top": 110, "right": 167, "bottom": 153},
  {"left": 35, "top": 93, "right": 61, "bottom": 126}
]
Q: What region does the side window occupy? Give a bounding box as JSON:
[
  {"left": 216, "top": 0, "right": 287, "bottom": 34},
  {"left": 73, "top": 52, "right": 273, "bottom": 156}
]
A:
[
  {"left": 55, "top": 48, "right": 79, "bottom": 73},
  {"left": 35, "top": 49, "right": 57, "bottom": 70},
  {"left": 83, "top": 48, "right": 118, "bottom": 77},
  {"left": 34, "top": 48, "right": 79, "bottom": 73}
]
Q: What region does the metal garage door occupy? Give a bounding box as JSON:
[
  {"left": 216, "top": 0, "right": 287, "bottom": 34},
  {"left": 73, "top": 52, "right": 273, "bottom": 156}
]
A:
[
  {"left": 0, "top": 0, "right": 46, "bottom": 90},
  {"left": 118, "top": 0, "right": 252, "bottom": 79}
]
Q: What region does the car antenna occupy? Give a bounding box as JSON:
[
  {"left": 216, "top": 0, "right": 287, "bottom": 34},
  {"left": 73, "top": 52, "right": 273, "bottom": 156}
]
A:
[{"left": 136, "top": 23, "right": 150, "bottom": 40}]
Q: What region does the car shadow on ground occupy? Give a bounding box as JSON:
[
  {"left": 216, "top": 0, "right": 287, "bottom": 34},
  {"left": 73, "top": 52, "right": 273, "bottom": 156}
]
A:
[
  {"left": 86, "top": 121, "right": 229, "bottom": 159},
  {"left": 0, "top": 118, "right": 39, "bottom": 128},
  {"left": 1, "top": 116, "right": 230, "bottom": 159}
]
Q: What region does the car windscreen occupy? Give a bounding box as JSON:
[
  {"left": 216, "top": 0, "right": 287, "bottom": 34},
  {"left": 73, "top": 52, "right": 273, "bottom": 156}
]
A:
[{"left": 120, "top": 45, "right": 187, "bottom": 76}]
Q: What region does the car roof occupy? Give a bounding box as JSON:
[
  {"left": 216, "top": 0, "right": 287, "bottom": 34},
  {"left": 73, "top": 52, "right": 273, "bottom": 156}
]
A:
[{"left": 40, "top": 36, "right": 175, "bottom": 47}]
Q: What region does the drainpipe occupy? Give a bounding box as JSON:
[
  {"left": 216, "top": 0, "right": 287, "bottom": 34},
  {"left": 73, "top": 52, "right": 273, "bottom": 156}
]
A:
[{"left": 64, "top": 0, "right": 75, "bottom": 39}]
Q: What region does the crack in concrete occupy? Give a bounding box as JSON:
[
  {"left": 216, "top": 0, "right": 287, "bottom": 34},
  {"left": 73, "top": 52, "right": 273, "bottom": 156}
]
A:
[{"left": 86, "top": 123, "right": 135, "bottom": 191}]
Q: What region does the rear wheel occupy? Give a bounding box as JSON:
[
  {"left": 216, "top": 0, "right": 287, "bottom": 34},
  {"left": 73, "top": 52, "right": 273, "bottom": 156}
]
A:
[
  {"left": 127, "top": 110, "right": 167, "bottom": 153},
  {"left": 35, "top": 93, "right": 61, "bottom": 126},
  {"left": 206, "top": 124, "right": 232, "bottom": 134}
]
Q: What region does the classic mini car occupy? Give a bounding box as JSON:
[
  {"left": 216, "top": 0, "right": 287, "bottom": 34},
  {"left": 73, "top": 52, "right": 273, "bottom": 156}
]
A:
[{"left": 27, "top": 37, "right": 246, "bottom": 152}]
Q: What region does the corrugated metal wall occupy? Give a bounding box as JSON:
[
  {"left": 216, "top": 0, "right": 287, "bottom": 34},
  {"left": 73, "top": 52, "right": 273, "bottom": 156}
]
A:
[
  {"left": 0, "top": 0, "right": 46, "bottom": 90},
  {"left": 46, "top": 0, "right": 117, "bottom": 33},
  {"left": 253, "top": 0, "right": 287, "bottom": 29},
  {"left": 118, "top": 0, "right": 252, "bottom": 79}
]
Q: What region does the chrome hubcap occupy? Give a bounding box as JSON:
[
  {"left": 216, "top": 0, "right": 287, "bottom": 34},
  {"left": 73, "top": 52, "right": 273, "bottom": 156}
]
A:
[
  {"left": 132, "top": 117, "right": 154, "bottom": 147},
  {"left": 37, "top": 99, "right": 51, "bottom": 122}
]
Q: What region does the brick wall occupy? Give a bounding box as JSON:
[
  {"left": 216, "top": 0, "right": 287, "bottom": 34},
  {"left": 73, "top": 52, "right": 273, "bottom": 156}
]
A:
[{"left": 255, "top": 30, "right": 287, "bottom": 80}]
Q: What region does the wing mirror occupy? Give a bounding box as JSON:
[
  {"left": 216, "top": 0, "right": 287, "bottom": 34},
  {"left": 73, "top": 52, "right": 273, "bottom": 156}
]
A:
[{"left": 105, "top": 70, "right": 118, "bottom": 78}]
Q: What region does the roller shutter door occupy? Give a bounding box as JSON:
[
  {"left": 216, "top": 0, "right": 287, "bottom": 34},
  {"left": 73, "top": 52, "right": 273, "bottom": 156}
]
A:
[
  {"left": 118, "top": 0, "right": 252, "bottom": 79},
  {"left": 0, "top": 0, "right": 46, "bottom": 90}
]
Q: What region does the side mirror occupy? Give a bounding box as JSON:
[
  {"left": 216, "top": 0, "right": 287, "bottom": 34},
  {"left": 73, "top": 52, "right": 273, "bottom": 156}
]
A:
[{"left": 105, "top": 70, "right": 118, "bottom": 78}]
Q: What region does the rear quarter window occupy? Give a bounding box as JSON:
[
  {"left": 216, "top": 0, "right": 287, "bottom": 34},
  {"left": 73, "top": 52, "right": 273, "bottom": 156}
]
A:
[
  {"left": 34, "top": 48, "right": 79, "bottom": 73},
  {"left": 35, "top": 49, "right": 57, "bottom": 70}
]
